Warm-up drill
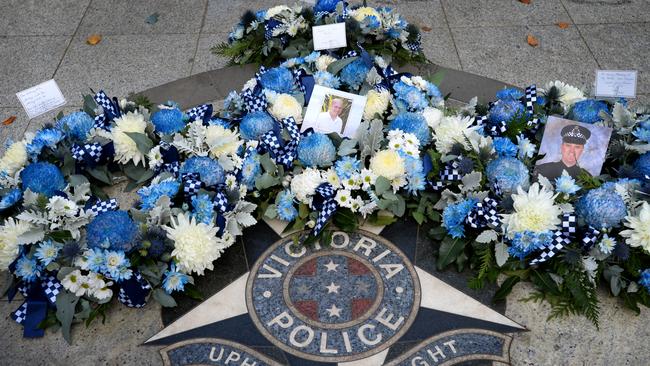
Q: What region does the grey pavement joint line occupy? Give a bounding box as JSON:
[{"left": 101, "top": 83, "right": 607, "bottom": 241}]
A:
[
  {"left": 189, "top": 0, "right": 210, "bottom": 76},
  {"left": 438, "top": 0, "right": 464, "bottom": 71},
  {"left": 51, "top": 1, "right": 92, "bottom": 80},
  {"left": 558, "top": 0, "right": 602, "bottom": 69}
]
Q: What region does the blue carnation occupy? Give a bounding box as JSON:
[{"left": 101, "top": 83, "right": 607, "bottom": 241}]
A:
[
  {"left": 388, "top": 112, "right": 431, "bottom": 146},
  {"left": 241, "top": 151, "right": 261, "bottom": 189},
  {"left": 340, "top": 59, "right": 371, "bottom": 90},
  {"left": 489, "top": 99, "right": 524, "bottom": 124},
  {"left": 393, "top": 81, "right": 428, "bottom": 112},
  {"left": 277, "top": 190, "right": 298, "bottom": 221},
  {"left": 152, "top": 108, "right": 185, "bottom": 134},
  {"left": 633, "top": 152, "right": 650, "bottom": 179},
  {"left": 576, "top": 186, "right": 627, "bottom": 229},
  {"left": 570, "top": 99, "right": 609, "bottom": 124},
  {"left": 163, "top": 264, "right": 191, "bottom": 294},
  {"left": 493, "top": 137, "right": 518, "bottom": 157},
  {"left": 0, "top": 188, "right": 21, "bottom": 211},
  {"left": 180, "top": 156, "right": 225, "bottom": 186},
  {"left": 442, "top": 198, "right": 478, "bottom": 238},
  {"left": 240, "top": 111, "right": 276, "bottom": 141},
  {"left": 26, "top": 128, "right": 64, "bottom": 158},
  {"left": 304, "top": 51, "right": 320, "bottom": 63},
  {"left": 192, "top": 194, "right": 215, "bottom": 225},
  {"left": 297, "top": 133, "right": 336, "bottom": 167},
  {"left": 56, "top": 111, "right": 95, "bottom": 142},
  {"left": 137, "top": 179, "right": 180, "bottom": 210},
  {"left": 20, "top": 162, "right": 66, "bottom": 197},
  {"left": 640, "top": 269, "right": 650, "bottom": 293},
  {"left": 509, "top": 231, "right": 552, "bottom": 260},
  {"left": 86, "top": 210, "right": 139, "bottom": 252},
  {"left": 486, "top": 157, "right": 530, "bottom": 194},
  {"left": 425, "top": 82, "right": 443, "bottom": 101},
  {"left": 334, "top": 156, "right": 361, "bottom": 179},
  {"left": 15, "top": 256, "right": 42, "bottom": 283},
  {"left": 314, "top": 71, "right": 341, "bottom": 89},
  {"left": 496, "top": 88, "right": 524, "bottom": 101},
  {"left": 259, "top": 67, "right": 294, "bottom": 94}
]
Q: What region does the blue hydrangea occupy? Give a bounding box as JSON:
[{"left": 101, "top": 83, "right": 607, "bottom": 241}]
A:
[
  {"left": 56, "top": 111, "right": 95, "bottom": 142},
  {"left": 576, "top": 186, "right": 627, "bottom": 229},
  {"left": 277, "top": 190, "right": 298, "bottom": 221},
  {"left": 297, "top": 133, "right": 336, "bottom": 167},
  {"left": 509, "top": 231, "right": 552, "bottom": 260},
  {"left": 314, "top": 71, "right": 341, "bottom": 89},
  {"left": 192, "top": 194, "right": 215, "bottom": 225},
  {"left": 180, "top": 156, "right": 225, "bottom": 186},
  {"left": 335, "top": 156, "right": 361, "bottom": 179},
  {"left": 0, "top": 188, "right": 21, "bottom": 211},
  {"left": 633, "top": 152, "right": 650, "bottom": 178},
  {"left": 489, "top": 99, "right": 525, "bottom": 124},
  {"left": 86, "top": 210, "right": 139, "bottom": 252},
  {"left": 555, "top": 173, "right": 580, "bottom": 195},
  {"left": 102, "top": 250, "right": 132, "bottom": 281},
  {"left": 137, "top": 179, "right": 180, "bottom": 210},
  {"left": 486, "top": 157, "right": 530, "bottom": 194},
  {"left": 640, "top": 269, "right": 650, "bottom": 292},
  {"left": 241, "top": 151, "right": 261, "bottom": 189},
  {"left": 259, "top": 67, "right": 294, "bottom": 94},
  {"left": 442, "top": 198, "right": 478, "bottom": 238},
  {"left": 26, "top": 128, "right": 64, "bottom": 158},
  {"left": 493, "top": 137, "right": 518, "bottom": 157},
  {"left": 20, "top": 162, "right": 66, "bottom": 197},
  {"left": 163, "top": 264, "right": 191, "bottom": 294},
  {"left": 152, "top": 108, "right": 185, "bottom": 134},
  {"left": 496, "top": 88, "right": 524, "bottom": 101},
  {"left": 15, "top": 256, "right": 41, "bottom": 283},
  {"left": 393, "top": 81, "right": 428, "bottom": 112},
  {"left": 340, "top": 59, "right": 371, "bottom": 90},
  {"left": 570, "top": 99, "right": 609, "bottom": 124},
  {"left": 388, "top": 112, "right": 431, "bottom": 146},
  {"left": 34, "top": 240, "right": 61, "bottom": 266},
  {"left": 240, "top": 111, "right": 277, "bottom": 141}
]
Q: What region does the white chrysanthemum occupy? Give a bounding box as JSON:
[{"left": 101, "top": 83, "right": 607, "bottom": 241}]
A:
[
  {"left": 323, "top": 168, "right": 341, "bottom": 189},
  {"left": 205, "top": 125, "right": 242, "bottom": 159},
  {"left": 363, "top": 89, "right": 391, "bottom": 121},
  {"left": 47, "top": 196, "right": 78, "bottom": 218},
  {"left": 93, "top": 285, "right": 113, "bottom": 301},
  {"left": 0, "top": 218, "right": 32, "bottom": 269},
  {"left": 370, "top": 149, "right": 405, "bottom": 181},
  {"left": 111, "top": 112, "right": 148, "bottom": 166},
  {"left": 502, "top": 183, "right": 562, "bottom": 236},
  {"left": 620, "top": 202, "right": 650, "bottom": 253},
  {"left": 266, "top": 5, "right": 291, "bottom": 18},
  {"left": 544, "top": 81, "right": 585, "bottom": 112},
  {"left": 61, "top": 270, "right": 84, "bottom": 294},
  {"left": 147, "top": 145, "right": 163, "bottom": 170},
  {"left": 315, "top": 55, "right": 337, "bottom": 72},
  {"left": 360, "top": 168, "right": 377, "bottom": 189},
  {"left": 0, "top": 141, "right": 27, "bottom": 176},
  {"left": 422, "top": 107, "right": 444, "bottom": 129},
  {"left": 290, "top": 168, "right": 323, "bottom": 204},
  {"left": 335, "top": 189, "right": 353, "bottom": 208},
  {"left": 432, "top": 115, "right": 479, "bottom": 154},
  {"left": 269, "top": 93, "right": 303, "bottom": 122},
  {"left": 165, "top": 213, "right": 232, "bottom": 275}
]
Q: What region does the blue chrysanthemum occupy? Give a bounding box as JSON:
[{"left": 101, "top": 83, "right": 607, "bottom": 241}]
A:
[
  {"left": 20, "top": 162, "right": 66, "bottom": 197},
  {"left": 56, "top": 111, "right": 95, "bottom": 142},
  {"left": 442, "top": 198, "right": 478, "bottom": 238},
  {"left": 335, "top": 156, "right": 361, "bottom": 180},
  {"left": 314, "top": 71, "right": 341, "bottom": 89},
  {"left": 393, "top": 81, "right": 428, "bottom": 112},
  {"left": 26, "top": 128, "right": 64, "bottom": 158},
  {"left": 489, "top": 99, "right": 525, "bottom": 124},
  {"left": 192, "top": 194, "right": 215, "bottom": 225},
  {"left": 486, "top": 157, "right": 530, "bottom": 194},
  {"left": 240, "top": 111, "right": 277, "bottom": 141},
  {"left": 570, "top": 99, "right": 609, "bottom": 124},
  {"left": 509, "top": 231, "right": 552, "bottom": 260},
  {"left": 555, "top": 173, "right": 580, "bottom": 195},
  {"left": 180, "top": 156, "right": 225, "bottom": 186},
  {"left": 34, "top": 240, "right": 61, "bottom": 267},
  {"left": 402, "top": 154, "right": 426, "bottom": 194},
  {"left": 340, "top": 59, "right": 371, "bottom": 90},
  {"left": 496, "top": 88, "right": 524, "bottom": 101},
  {"left": 297, "top": 133, "right": 336, "bottom": 167},
  {"left": 640, "top": 269, "right": 650, "bottom": 292},
  {"left": 424, "top": 82, "right": 443, "bottom": 101},
  {"left": 15, "top": 256, "right": 41, "bottom": 283},
  {"left": 314, "top": 0, "right": 342, "bottom": 13},
  {"left": 0, "top": 188, "right": 21, "bottom": 211},
  {"left": 633, "top": 152, "right": 650, "bottom": 179},
  {"left": 304, "top": 51, "right": 320, "bottom": 63},
  {"left": 493, "top": 137, "right": 518, "bottom": 157},
  {"left": 277, "top": 190, "right": 298, "bottom": 221},
  {"left": 163, "top": 264, "right": 191, "bottom": 294},
  {"left": 241, "top": 151, "right": 261, "bottom": 189},
  {"left": 102, "top": 250, "right": 132, "bottom": 281},
  {"left": 633, "top": 126, "right": 650, "bottom": 143},
  {"left": 152, "top": 108, "right": 185, "bottom": 134},
  {"left": 86, "top": 247, "right": 105, "bottom": 273},
  {"left": 137, "top": 179, "right": 180, "bottom": 211},
  {"left": 259, "top": 67, "right": 295, "bottom": 94},
  {"left": 388, "top": 112, "right": 431, "bottom": 146},
  {"left": 86, "top": 210, "right": 139, "bottom": 252},
  {"left": 576, "top": 186, "right": 627, "bottom": 229}
]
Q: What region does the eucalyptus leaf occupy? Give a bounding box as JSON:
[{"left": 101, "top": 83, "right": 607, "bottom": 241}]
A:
[
  {"left": 87, "top": 167, "right": 112, "bottom": 184},
  {"left": 55, "top": 290, "right": 80, "bottom": 344},
  {"left": 337, "top": 138, "right": 358, "bottom": 156},
  {"left": 264, "top": 204, "right": 278, "bottom": 219},
  {"left": 83, "top": 94, "right": 97, "bottom": 116},
  {"left": 68, "top": 174, "right": 90, "bottom": 187},
  {"left": 255, "top": 173, "right": 280, "bottom": 190},
  {"left": 152, "top": 288, "right": 177, "bottom": 307},
  {"left": 259, "top": 153, "right": 277, "bottom": 174},
  {"left": 125, "top": 132, "right": 154, "bottom": 155},
  {"left": 374, "top": 176, "right": 391, "bottom": 195},
  {"left": 327, "top": 56, "right": 358, "bottom": 75}
]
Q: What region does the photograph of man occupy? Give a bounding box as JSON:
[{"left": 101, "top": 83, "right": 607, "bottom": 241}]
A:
[
  {"left": 535, "top": 124, "right": 591, "bottom": 180},
  {"left": 313, "top": 98, "right": 344, "bottom": 134}
]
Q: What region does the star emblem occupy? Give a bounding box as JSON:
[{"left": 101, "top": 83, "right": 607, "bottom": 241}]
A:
[
  {"left": 355, "top": 279, "right": 371, "bottom": 294},
  {"left": 324, "top": 260, "right": 338, "bottom": 272},
  {"left": 295, "top": 283, "right": 310, "bottom": 296},
  {"left": 325, "top": 282, "right": 340, "bottom": 294},
  {"left": 325, "top": 304, "right": 341, "bottom": 318}
]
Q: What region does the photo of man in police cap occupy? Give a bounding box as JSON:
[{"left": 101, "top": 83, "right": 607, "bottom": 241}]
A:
[{"left": 534, "top": 116, "right": 612, "bottom": 181}]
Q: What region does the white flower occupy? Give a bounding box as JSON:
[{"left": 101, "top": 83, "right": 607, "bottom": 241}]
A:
[
  {"left": 0, "top": 218, "right": 32, "bottom": 269},
  {"left": 517, "top": 135, "right": 536, "bottom": 159},
  {"left": 422, "top": 107, "right": 444, "bottom": 129},
  {"left": 315, "top": 55, "right": 337, "bottom": 72},
  {"left": 359, "top": 201, "right": 378, "bottom": 218},
  {"left": 360, "top": 169, "right": 377, "bottom": 189},
  {"left": 502, "top": 183, "right": 562, "bottom": 236},
  {"left": 290, "top": 168, "right": 323, "bottom": 204},
  {"left": 243, "top": 78, "right": 257, "bottom": 91},
  {"left": 269, "top": 93, "right": 303, "bottom": 122},
  {"left": 544, "top": 81, "right": 585, "bottom": 112},
  {"left": 266, "top": 5, "right": 291, "bottom": 19},
  {"left": 47, "top": 196, "right": 78, "bottom": 218},
  {"left": 323, "top": 168, "right": 341, "bottom": 189},
  {"left": 350, "top": 197, "right": 364, "bottom": 213},
  {"left": 620, "top": 202, "right": 650, "bottom": 253},
  {"left": 111, "top": 112, "right": 148, "bottom": 166},
  {"left": 363, "top": 89, "right": 391, "bottom": 121},
  {"left": 225, "top": 174, "right": 238, "bottom": 190},
  {"left": 0, "top": 141, "right": 28, "bottom": 176},
  {"left": 93, "top": 285, "right": 113, "bottom": 301},
  {"left": 165, "top": 213, "right": 232, "bottom": 275},
  {"left": 147, "top": 145, "right": 164, "bottom": 170},
  {"left": 335, "top": 189, "right": 353, "bottom": 208},
  {"left": 341, "top": 174, "right": 362, "bottom": 190},
  {"left": 205, "top": 124, "right": 242, "bottom": 159},
  {"left": 370, "top": 149, "right": 405, "bottom": 181},
  {"left": 433, "top": 115, "right": 479, "bottom": 154},
  {"left": 61, "top": 270, "right": 84, "bottom": 295},
  {"left": 598, "top": 234, "right": 616, "bottom": 255}
]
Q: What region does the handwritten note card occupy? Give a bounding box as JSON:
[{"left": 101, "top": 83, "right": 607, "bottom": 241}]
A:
[
  {"left": 16, "top": 80, "right": 67, "bottom": 119},
  {"left": 595, "top": 70, "right": 637, "bottom": 98},
  {"left": 312, "top": 23, "right": 347, "bottom": 51}
]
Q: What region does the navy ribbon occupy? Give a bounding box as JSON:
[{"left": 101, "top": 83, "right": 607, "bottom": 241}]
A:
[
  {"left": 466, "top": 197, "right": 502, "bottom": 230},
  {"left": 117, "top": 272, "right": 151, "bottom": 308},
  {"left": 529, "top": 213, "right": 577, "bottom": 265},
  {"left": 93, "top": 90, "right": 122, "bottom": 124},
  {"left": 186, "top": 104, "right": 213, "bottom": 125},
  {"left": 524, "top": 84, "right": 537, "bottom": 115},
  {"left": 10, "top": 273, "right": 61, "bottom": 338},
  {"left": 581, "top": 226, "right": 601, "bottom": 251},
  {"left": 259, "top": 117, "right": 301, "bottom": 169},
  {"left": 428, "top": 161, "right": 463, "bottom": 191},
  {"left": 310, "top": 183, "right": 338, "bottom": 236}
]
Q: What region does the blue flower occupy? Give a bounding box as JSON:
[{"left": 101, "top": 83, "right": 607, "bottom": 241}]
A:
[
  {"left": 313, "top": 71, "right": 341, "bottom": 89},
  {"left": 297, "top": 133, "right": 336, "bottom": 167},
  {"left": 240, "top": 111, "right": 277, "bottom": 141},
  {"left": 241, "top": 151, "right": 261, "bottom": 189},
  {"left": 442, "top": 198, "right": 478, "bottom": 238},
  {"left": 259, "top": 67, "right": 294, "bottom": 94},
  {"left": 137, "top": 179, "right": 180, "bottom": 210},
  {"left": 314, "top": 0, "right": 342, "bottom": 13},
  {"left": 633, "top": 126, "right": 650, "bottom": 143},
  {"left": 192, "top": 194, "right": 215, "bottom": 225},
  {"left": 86, "top": 210, "right": 139, "bottom": 252},
  {"left": 0, "top": 188, "right": 21, "bottom": 211},
  {"left": 334, "top": 156, "right": 361, "bottom": 179},
  {"left": 277, "top": 190, "right": 298, "bottom": 221},
  {"left": 489, "top": 99, "right": 524, "bottom": 124},
  {"left": 163, "top": 264, "right": 191, "bottom": 294},
  {"left": 633, "top": 152, "right": 650, "bottom": 179},
  {"left": 402, "top": 154, "right": 426, "bottom": 194},
  {"left": 388, "top": 112, "right": 431, "bottom": 146},
  {"left": 393, "top": 81, "right": 428, "bottom": 112},
  {"left": 486, "top": 157, "right": 530, "bottom": 194},
  {"left": 26, "top": 128, "right": 64, "bottom": 158},
  {"left": 570, "top": 99, "right": 609, "bottom": 124},
  {"left": 103, "top": 250, "right": 132, "bottom": 281},
  {"left": 509, "top": 231, "right": 552, "bottom": 260},
  {"left": 85, "top": 247, "right": 105, "bottom": 272},
  {"left": 152, "top": 108, "right": 185, "bottom": 134},
  {"left": 576, "top": 186, "right": 627, "bottom": 229},
  {"left": 20, "top": 162, "right": 66, "bottom": 197},
  {"left": 424, "top": 82, "right": 443, "bottom": 101},
  {"left": 180, "top": 156, "right": 225, "bottom": 186},
  {"left": 15, "top": 256, "right": 41, "bottom": 283},
  {"left": 34, "top": 240, "right": 61, "bottom": 266},
  {"left": 304, "top": 51, "right": 320, "bottom": 63},
  {"left": 496, "top": 88, "right": 524, "bottom": 101},
  {"left": 56, "top": 111, "right": 95, "bottom": 142},
  {"left": 640, "top": 269, "right": 650, "bottom": 292},
  {"left": 555, "top": 172, "right": 580, "bottom": 195},
  {"left": 340, "top": 59, "right": 371, "bottom": 90},
  {"left": 406, "top": 170, "right": 426, "bottom": 194},
  {"left": 139, "top": 228, "right": 168, "bottom": 259},
  {"left": 493, "top": 137, "right": 518, "bottom": 157}
]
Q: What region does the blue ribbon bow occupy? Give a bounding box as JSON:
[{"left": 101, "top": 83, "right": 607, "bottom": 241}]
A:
[
  {"left": 186, "top": 104, "right": 213, "bottom": 125},
  {"left": 93, "top": 90, "right": 122, "bottom": 128},
  {"left": 466, "top": 197, "right": 502, "bottom": 230},
  {"left": 117, "top": 272, "right": 151, "bottom": 308},
  {"left": 310, "top": 183, "right": 338, "bottom": 236},
  {"left": 9, "top": 273, "right": 61, "bottom": 338}
]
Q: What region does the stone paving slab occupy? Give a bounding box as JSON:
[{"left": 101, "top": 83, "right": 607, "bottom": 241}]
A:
[
  {"left": 560, "top": 0, "right": 650, "bottom": 24},
  {"left": 191, "top": 32, "right": 230, "bottom": 76},
  {"left": 0, "top": 0, "right": 89, "bottom": 36},
  {"left": 441, "top": 0, "right": 571, "bottom": 27}
]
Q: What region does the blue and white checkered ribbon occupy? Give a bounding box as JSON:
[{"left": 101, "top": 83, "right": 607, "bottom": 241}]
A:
[
  {"left": 186, "top": 104, "right": 213, "bottom": 124},
  {"left": 117, "top": 272, "right": 151, "bottom": 308},
  {"left": 182, "top": 173, "right": 202, "bottom": 200},
  {"left": 466, "top": 197, "right": 502, "bottom": 230},
  {"left": 428, "top": 161, "right": 463, "bottom": 191},
  {"left": 213, "top": 191, "right": 231, "bottom": 213},
  {"left": 524, "top": 84, "right": 537, "bottom": 115},
  {"left": 10, "top": 273, "right": 61, "bottom": 337},
  {"left": 88, "top": 198, "right": 118, "bottom": 215},
  {"left": 530, "top": 213, "right": 577, "bottom": 265},
  {"left": 581, "top": 226, "right": 601, "bottom": 251},
  {"left": 404, "top": 33, "right": 422, "bottom": 52},
  {"left": 72, "top": 143, "right": 103, "bottom": 163},
  {"left": 258, "top": 117, "right": 301, "bottom": 169},
  {"left": 487, "top": 121, "right": 507, "bottom": 136},
  {"left": 161, "top": 161, "right": 181, "bottom": 177},
  {"left": 93, "top": 90, "right": 122, "bottom": 122},
  {"left": 241, "top": 87, "right": 268, "bottom": 113},
  {"left": 310, "top": 183, "right": 338, "bottom": 237}
]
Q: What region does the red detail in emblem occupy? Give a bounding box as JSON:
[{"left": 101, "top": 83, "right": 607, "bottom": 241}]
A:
[
  {"left": 294, "top": 300, "right": 319, "bottom": 320},
  {"left": 351, "top": 298, "right": 373, "bottom": 319},
  {"left": 294, "top": 258, "right": 317, "bottom": 276},
  {"left": 348, "top": 258, "right": 370, "bottom": 275}
]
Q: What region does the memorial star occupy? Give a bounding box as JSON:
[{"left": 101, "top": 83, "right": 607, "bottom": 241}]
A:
[
  {"left": 296, "top": 283, "right": 310, "bottom": 296},
  {"left": 325, "top": 282, "right": 340, "bottom": 294},
  {"left": 355, "top": 280, "right": 371, "bottom": 294},
  {"left": 324, "top": 260, "right": 339, "bottom": 272},
  {"left": 326, "top": 304, "right": 341, "bottom": 318}
]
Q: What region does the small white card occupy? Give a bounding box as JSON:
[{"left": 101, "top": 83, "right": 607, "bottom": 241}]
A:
[
  {"left": 16, "top": 79, "right": 67, "bottom": 119},
  {"left": 312, "top": 23, "right": 347, "bottom": 51},
  {"left": 594, "top": 70, "right": 637, "bottom": 98}
]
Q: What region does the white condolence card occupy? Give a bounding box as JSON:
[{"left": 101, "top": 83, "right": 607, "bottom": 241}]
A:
[
  {"left": 312, "top": 22, "right": 347, "bottom": 51},
  {"left": 594, "top": 70, "right": 637, "bottom": 99},
  {"left": 16, "top": 79, "right": 67, "bottom": 119}
]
